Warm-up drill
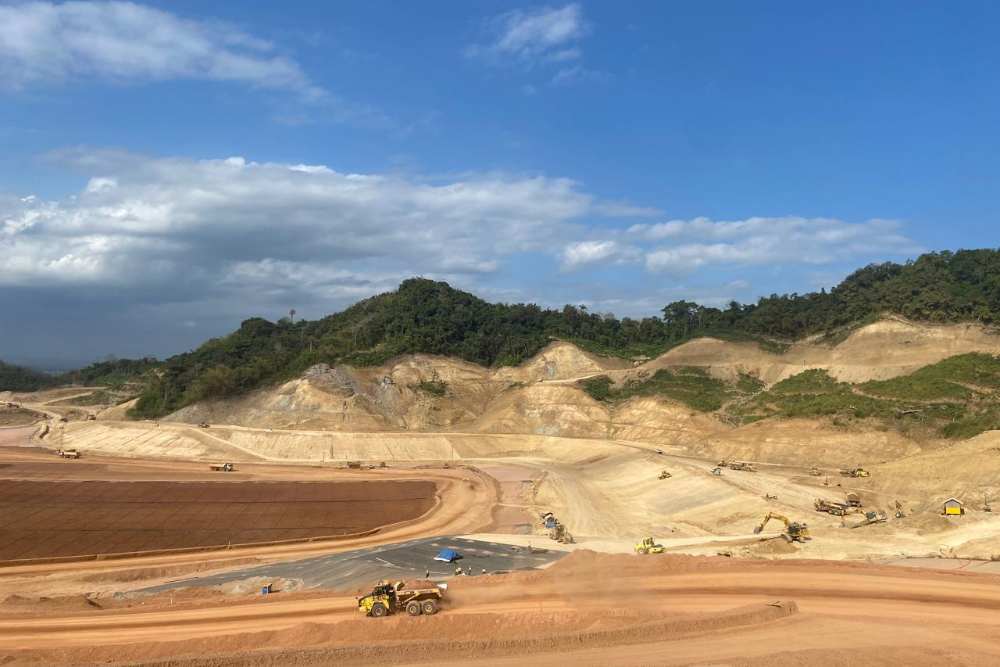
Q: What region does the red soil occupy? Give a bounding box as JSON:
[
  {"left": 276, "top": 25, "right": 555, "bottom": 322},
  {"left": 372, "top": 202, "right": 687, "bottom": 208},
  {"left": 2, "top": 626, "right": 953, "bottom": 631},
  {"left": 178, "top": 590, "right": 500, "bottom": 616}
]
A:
[{"left": 0, "top": 480, "right": 436, "bottom": 561}]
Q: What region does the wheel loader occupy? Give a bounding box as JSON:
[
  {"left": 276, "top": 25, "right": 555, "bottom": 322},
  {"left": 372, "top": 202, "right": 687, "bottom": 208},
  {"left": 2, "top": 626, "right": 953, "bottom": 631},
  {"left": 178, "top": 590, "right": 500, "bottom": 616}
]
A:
[
  {"left": 357, "top": 580, "right": 446, "bottom": 618},
  {"left": 634, "top": 536, "right": 665, "bottom": 554},
  {"left": 753, "top": 511, "right": 811, "bottom": 542}
]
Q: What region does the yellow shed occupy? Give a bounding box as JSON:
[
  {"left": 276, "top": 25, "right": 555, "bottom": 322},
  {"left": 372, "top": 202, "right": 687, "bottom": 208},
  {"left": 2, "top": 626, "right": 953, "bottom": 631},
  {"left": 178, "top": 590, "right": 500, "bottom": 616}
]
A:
[{"left": 943, "top": 498, "right": 965, "bottom": 516}]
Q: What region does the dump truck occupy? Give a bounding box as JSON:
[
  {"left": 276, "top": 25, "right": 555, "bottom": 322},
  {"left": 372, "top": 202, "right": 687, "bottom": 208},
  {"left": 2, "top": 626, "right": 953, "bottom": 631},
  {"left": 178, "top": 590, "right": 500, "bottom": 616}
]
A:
[
  {"left": 809, "top": 467, "right": 822, "bottom": 476},
  {"left": 728, "top": 461, "right": 757, "bottom": 472},
  {"left": 840, "top": 467, "right": 870, "bottom": 478},
  {"left": 57, "top": 449, "right": 81, "bottom": 459},
  {"left": 357, "top": 580, "right": 446, "bottom": 617},
  {"left": 198, "top": 422, "right": 210, "bottom": 428},
  {"left": 210, "top": 463, "right": 235, "bottom": 472},
  {"left": 635, "top": 537, "right": 665, "bottom": 554},
  {"left": 753, "top": 511, "right": 811, "bottom": 542},
  {"left": 814, "top": 498, "right": 850, "bottom": 516}
]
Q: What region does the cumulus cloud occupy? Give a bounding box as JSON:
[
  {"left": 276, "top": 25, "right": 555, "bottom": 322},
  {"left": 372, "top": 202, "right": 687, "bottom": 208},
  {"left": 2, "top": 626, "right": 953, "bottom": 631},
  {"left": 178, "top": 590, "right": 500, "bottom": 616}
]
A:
[
  {"left": 631, "top": 217, "right": 922, "bottom": 273},
  {"left": 0, "top": 1, "right": 323, "bottom": 98},
  {"left": 560, "top": 240, "right": 639, "bottom": 270},
  {"left": 1, "top": 151, "right": 657, "bottom": 302}
]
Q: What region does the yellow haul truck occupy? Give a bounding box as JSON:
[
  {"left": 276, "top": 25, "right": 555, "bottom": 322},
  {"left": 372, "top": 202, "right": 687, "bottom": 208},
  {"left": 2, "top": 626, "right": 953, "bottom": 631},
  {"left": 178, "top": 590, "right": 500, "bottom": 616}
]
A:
[{"left": 357, "top": 580, "right": 446, "bottom": 618}]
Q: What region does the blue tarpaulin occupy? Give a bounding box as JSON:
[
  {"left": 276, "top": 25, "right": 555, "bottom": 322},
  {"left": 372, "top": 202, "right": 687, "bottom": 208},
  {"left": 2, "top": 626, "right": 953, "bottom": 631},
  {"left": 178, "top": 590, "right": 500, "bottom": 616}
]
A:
[{"left": 434, "top": 548, "right": 461, "bottom": 562}]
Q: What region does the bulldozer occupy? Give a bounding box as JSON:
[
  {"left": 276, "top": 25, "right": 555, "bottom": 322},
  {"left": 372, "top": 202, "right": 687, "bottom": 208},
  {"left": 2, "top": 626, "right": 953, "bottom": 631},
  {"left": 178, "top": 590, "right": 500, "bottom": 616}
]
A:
[
  {"left": 658, "top": 470, "right": 672, "bottom": 480},
  {"left": 634, "top": 536, "right": 665, "bottom": 554},
  {"left": 548, "top": 520, "right": 575, "bottom": 544},
  {"left": 357, "top": 580, "right": 445, "bottom": 617},
  {"left": 848, "top": 510, "right": 887, "bottom": 528},
  {"left": 753, "top": 512, "right": 811, "bottom": 542}
]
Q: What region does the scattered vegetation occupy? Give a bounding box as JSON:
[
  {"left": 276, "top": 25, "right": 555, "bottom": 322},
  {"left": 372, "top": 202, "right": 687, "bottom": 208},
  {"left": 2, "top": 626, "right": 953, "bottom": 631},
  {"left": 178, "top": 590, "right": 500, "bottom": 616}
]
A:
[
  {"left": 860, "top": 353, "right": 1000, "bottom": 401},
  {"left": 56, "top": 389, "right": 117, "bottom": 406},
  {"left": 126, "top": 249, "right": 1000, "bottom": 418},
  {"left": 412, "top": 379, "right": 448, "bottom": 397},
  {"left": 738, "top": 356, "right": 1000, "bottom": 439},
  {"left": 580, "top": 368, "right": 760, "bottom": 413}
]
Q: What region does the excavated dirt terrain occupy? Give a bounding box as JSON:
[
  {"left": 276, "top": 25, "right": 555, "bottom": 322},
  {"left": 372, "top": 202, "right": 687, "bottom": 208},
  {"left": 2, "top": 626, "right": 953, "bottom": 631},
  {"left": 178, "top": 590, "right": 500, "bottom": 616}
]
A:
[
  {"left": 6, "top": 551, "right": 1000, "bottom": 665},
  {"left": 0, "top": 479, "right": 436, "bottom": 561},
  {"left": 7, "top": 318, "right": 1000, "bottom": 664},
  {"left": 158, "top": 319, "right": 1000, "bottom": 447}
]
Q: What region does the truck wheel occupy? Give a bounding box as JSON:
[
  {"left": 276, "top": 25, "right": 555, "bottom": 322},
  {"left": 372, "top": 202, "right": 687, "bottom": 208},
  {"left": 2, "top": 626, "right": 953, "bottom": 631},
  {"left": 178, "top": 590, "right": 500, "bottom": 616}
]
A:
[
  {"left": 421, "top": 600, "right": 438, "bottom": 615},
  {"left": 370, "top": 602, "right": 387, "bottom": 618},
  {"left": 406, "top": 601, "right": 422, "bottom": 616}
]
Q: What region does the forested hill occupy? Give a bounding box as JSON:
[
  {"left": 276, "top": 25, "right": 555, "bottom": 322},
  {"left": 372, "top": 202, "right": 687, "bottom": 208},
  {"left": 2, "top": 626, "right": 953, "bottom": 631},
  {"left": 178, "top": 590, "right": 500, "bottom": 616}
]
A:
[
  {"left": 128, "top": 248, "right": 1000, "bottom": 419},
  {"left": 0, "top": 361, "right": 61, "bottom": 392},
  {"left": 0, "top": 358, "right": 161, "bottom": 393}
]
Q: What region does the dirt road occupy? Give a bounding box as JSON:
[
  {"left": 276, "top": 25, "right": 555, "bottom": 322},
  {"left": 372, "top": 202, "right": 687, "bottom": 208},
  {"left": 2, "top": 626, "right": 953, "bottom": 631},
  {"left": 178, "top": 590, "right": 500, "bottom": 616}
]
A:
[{"left": 5, "top": 553, "right": 1000, "bottom": 665}]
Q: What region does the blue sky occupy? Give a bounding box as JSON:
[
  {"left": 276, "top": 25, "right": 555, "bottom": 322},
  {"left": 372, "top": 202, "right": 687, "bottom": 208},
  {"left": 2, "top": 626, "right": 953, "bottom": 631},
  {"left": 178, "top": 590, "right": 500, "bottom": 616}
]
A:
[{"left": 1, "top": 1, "right": 998, "bottom": 367}]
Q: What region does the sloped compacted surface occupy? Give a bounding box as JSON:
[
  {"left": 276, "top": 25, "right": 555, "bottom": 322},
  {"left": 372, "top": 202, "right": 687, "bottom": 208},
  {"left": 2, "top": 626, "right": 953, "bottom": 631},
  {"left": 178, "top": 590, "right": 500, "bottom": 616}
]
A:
[{"left": 0, "top": 480, "right": 436, "bottom": 561}]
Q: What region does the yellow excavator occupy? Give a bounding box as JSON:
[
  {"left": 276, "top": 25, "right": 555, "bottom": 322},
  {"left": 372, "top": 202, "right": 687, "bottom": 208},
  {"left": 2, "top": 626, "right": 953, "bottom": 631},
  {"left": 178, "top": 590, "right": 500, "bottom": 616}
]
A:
[
  {"left": 635, "top": 536, "right": 665, "bottom": 554},
  {"left": 753, "top": 512, "right": 811, "bottom": 542}
]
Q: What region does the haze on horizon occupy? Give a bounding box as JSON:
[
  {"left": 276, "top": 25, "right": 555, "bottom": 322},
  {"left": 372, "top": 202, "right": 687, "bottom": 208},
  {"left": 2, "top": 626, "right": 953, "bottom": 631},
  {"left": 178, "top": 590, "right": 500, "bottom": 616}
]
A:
[{"left": 2, "top": 1, "right": 998, "bottom": 368}]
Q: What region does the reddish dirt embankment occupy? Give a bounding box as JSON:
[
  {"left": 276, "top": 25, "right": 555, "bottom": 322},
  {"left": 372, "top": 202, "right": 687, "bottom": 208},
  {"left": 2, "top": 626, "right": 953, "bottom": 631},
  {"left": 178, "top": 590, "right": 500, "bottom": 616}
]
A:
[
  {"left": 0, "top": 480, "right": 436, "bottom": 561},
  {"left": 7, "top": 551, "right": 1000, "bottom": 665}
]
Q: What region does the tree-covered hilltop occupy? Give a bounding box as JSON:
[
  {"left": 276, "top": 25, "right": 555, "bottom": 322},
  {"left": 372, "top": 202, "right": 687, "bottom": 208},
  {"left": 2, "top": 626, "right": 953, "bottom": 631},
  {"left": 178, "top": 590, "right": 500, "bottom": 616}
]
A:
[
  {"left": 61, "top": 357, "right": 160, "bottom": 388},
  {"left": 128, "top": 248, "right": 1000, "bottom": 418},
  {"left": 0, "top": 360, "right": 61, "bottom": 392},
  {"left": 0, "top": 357, "right": 160, "bottom": 393}
]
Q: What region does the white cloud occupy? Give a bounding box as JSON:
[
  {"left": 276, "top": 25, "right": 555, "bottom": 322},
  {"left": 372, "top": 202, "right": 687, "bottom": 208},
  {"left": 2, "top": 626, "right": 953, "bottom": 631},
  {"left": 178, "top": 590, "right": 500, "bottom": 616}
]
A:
[
  {"left": 551, "top": 65, "right": 608, "bottom": 86},
  {"left": 0, "top": 151, "right": 651, "bottom": 297},
  {"left": 560, "top": 240, "right": 639, "bottom": 270},
  {"left": 0, "top": 1, "right": 323, "bottom": 98},
  {"left": 468, "top": 3, "right": 600, "bottom": 79},
  {"left": 493, "top": 4, "right": 586, "bottom": 60},
  {"left": 630, "top": 217, "right": 923, "bottom": 274}
]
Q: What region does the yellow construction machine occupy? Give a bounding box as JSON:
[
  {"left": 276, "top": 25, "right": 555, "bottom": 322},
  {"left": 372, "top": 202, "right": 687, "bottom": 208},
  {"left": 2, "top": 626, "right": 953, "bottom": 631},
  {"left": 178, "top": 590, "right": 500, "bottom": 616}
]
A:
[
  {"left": 634, "top": 537, "right": 665, "bottom": 554},
  {"left": 753, "top": 512, "right": 811, "bottom": 543},
  {"left": 357, "top": 580, "right": 445, "bottom": 618}
]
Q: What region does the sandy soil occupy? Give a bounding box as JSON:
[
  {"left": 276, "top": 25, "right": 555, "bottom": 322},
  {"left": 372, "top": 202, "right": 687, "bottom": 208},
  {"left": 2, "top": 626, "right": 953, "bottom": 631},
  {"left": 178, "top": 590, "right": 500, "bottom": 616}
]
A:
[
  {"left": 158, "top": 318, "right": 1000, "bottom": 438},
  {"left": 5, "top": 552, "right": 1000, "bottom": 665},
  {"left": 0, "top": 407, "right": 45, "bottom": 428}
]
